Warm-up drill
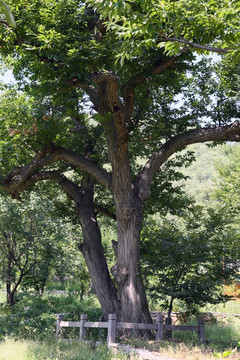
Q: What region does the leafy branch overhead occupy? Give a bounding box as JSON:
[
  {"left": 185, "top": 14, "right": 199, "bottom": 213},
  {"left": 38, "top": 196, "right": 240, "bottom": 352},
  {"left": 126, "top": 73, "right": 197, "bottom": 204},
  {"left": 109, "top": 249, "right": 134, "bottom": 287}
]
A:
[
  {"left": 87, "top": 0, "right": 240, "bottom": 62},
  {"left": 0, "top": 1, "right": 15, "bottom": 27}
]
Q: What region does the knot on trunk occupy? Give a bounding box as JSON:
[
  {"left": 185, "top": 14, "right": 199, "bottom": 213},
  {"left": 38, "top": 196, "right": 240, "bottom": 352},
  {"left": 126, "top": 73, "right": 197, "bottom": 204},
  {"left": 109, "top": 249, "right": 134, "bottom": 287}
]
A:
[
  {"left": 138, "top": 188, "right": 151, "bottom": 202},
  {"left": 111, "top": 265, "right": 128, "bottom": 286},
  {"left": 120, "top": 206, "right": 133, "bottom": 224}
]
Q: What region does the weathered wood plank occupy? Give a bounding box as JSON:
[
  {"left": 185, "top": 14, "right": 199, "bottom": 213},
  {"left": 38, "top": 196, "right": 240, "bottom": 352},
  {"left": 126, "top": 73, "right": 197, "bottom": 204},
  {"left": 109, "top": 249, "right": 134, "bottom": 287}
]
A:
[
  {"left": 117, "top": 322, "right": 157, "bottom": 330},
  {"left": 84, "top": 321, "right": 108, "bottom": 328},
  {"left": 60, "top": 321, "right": 81, "bottom": 327},
  {"left": 164, "top": 325, "right": 198, "bottom": 331},
  {"left": 57, "top": 313, "right": 205, "bottom": 346}
]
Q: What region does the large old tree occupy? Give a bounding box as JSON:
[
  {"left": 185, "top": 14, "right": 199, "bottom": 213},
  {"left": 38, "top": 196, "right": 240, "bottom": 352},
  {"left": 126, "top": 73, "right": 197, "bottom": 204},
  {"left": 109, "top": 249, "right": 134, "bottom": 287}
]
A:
[{"left": 0, "top": 1, "right": 239, "bottom": 322}]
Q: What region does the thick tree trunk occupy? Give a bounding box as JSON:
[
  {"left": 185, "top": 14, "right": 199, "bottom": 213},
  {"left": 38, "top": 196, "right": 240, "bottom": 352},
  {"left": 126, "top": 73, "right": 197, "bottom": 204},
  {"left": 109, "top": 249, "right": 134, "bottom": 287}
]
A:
[
  {"left": 112, "top": 194, "right": 152, "bottom": 323},
  {"left": 77, "top": 182, "right": 120, "bottom": 319},
  {"left": 57, "top": 176, "right": 120, "bottom": 319},
  {"left": 103, "top": 110, "right": 152, "bottom": 323}
]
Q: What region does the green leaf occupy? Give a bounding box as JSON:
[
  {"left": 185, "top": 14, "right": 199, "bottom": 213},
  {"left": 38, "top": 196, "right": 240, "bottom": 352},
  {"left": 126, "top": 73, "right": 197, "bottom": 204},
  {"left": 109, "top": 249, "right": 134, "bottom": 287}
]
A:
[
  {"left": 0, "top": 1, "right": 16, "bottom": 27},
  {"left": 222, "top": 350, "right": 233, "bottom": 357}
]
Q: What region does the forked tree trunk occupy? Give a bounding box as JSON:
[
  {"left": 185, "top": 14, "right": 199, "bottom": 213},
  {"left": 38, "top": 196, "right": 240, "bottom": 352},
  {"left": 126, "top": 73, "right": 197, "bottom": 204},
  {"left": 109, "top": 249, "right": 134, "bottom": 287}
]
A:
[{"left": 104, "top": 116, "right": 152, "bottom": 323}]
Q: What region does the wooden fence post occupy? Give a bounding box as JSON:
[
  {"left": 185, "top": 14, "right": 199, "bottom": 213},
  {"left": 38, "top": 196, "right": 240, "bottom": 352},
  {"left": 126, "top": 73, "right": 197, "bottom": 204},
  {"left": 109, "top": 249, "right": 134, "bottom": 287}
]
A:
[
  {"left": 156, "top": 315, "right": 164, "bottom": 340},
  {"left": 79, "top": 314, "right": 88, "bottom": 341},
  {"left": 56, "top": 313, "right": 63, "bottom": 339},
  {"left": 198, "top": 318, "right": 205, "bottom": 344},
  {"left": 107, "top": 314, "right": 117, "bottom": 347}
]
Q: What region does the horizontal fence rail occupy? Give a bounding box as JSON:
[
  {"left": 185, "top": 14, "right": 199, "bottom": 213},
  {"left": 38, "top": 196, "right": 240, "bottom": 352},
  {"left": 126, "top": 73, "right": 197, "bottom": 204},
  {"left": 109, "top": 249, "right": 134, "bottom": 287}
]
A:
[{"left": 56, "top": 313, "right": 205, "bottom": 347}]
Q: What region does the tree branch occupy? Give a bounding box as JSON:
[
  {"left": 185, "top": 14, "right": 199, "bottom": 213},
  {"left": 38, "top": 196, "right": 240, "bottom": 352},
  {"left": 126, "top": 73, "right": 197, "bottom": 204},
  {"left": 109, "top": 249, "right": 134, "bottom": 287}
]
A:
[
  {"left": 122, "top": 57, "right": 176, "bottom": 126},
  {"left": 123, "top": 57, "right": 177, "bottom": 92},
  {"left": 60, "top": 148, "right": 112, "bottom": 190},
  {"left": 160, "top": 36, "right": 233, "bottom": 54},
  {"left": 136, "top": 121, "right": 240, "bottom": 201},
  {"left": 28, "top": 171, "right": 116, "bottom": 220},
  {"left": 94, "top": 203, "right": 116, "bottom": 220},
  {"left": 0, "top": 147, "right": 112, "bottom": 196}
]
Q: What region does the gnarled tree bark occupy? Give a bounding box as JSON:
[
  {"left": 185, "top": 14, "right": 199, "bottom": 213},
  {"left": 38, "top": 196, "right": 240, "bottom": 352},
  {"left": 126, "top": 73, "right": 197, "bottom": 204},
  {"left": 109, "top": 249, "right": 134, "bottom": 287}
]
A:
[{"left": 53, "top": 174, "right": 120, "bottom": 319}]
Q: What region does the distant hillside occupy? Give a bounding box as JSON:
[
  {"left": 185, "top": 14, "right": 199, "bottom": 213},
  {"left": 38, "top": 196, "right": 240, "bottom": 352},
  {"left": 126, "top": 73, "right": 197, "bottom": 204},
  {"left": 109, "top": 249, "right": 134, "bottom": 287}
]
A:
[{"left": 179, "top": 143, "right": 228, "bottom": 203}]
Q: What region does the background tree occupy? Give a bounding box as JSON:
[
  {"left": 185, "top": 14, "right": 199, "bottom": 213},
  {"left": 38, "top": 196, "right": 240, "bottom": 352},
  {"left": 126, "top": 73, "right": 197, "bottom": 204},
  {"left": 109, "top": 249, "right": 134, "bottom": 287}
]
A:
[
  {"left": 141, "top": 207, "right": 239, "bottom": 321},
  {"left": 214, "top": 144, "right": 240, "bottom": 217},
  {"left": 213, "top": 144, "right": 240, "bottom": 295},
  {"left": 0, "top": 0, "right": 239, "bottom": 323},
  {"left": 0, "top": 193, "right": 82, "bottom": 305},
  {"left": 178, "top": 143, "right": 227, "bottom": 203}
]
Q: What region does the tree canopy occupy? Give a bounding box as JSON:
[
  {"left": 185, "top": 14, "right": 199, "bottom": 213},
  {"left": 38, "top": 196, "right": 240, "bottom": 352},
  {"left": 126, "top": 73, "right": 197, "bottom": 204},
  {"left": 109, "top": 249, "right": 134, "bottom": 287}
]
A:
[
  {"left": 0, "top": 0, "right": 239, "bottom": 323},
  {"left": 141, "top": 207, "right": 239, "bottom": 316},
  {"left": 88, "top": 0, "right": 240, "bottom": 61}
]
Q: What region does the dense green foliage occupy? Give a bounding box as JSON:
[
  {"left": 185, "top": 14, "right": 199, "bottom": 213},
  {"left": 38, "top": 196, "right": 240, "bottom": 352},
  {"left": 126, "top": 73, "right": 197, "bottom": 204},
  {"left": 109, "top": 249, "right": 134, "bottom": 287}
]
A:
[
  {"left": 88, "top": 0, "right": 240, "bottom": 62},
  {"left": 180, "top": 144, "right": 227, "bottom": 202},
  {"left": 141, "top": 206, "right": 239, "bottom": 316},
  {"left": 214, "top": 144, "right": 240, "bottom": 216},
  {"left": 0, "top": 291, "right": 101, "bottom": 341},
  {"left": 0, "top": 193, "right": 89, "bottom": 303}
]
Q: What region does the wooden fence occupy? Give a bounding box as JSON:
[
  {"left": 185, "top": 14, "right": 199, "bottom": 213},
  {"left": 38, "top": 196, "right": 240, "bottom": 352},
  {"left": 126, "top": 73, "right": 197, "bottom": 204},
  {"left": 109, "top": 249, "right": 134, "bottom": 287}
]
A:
[{"left": 56, "top": 313, "right": 205, "bottom": 347}]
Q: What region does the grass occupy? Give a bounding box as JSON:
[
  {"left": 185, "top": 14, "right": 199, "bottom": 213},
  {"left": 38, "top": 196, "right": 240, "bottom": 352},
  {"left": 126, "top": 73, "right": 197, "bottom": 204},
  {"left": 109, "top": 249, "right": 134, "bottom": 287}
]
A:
[
  {"left": 205, "top": 318, "right": 240, "bottom": 348},
  {"left": 148, "top": 342, "right": 240, "bottom": 360},
  {"left": 123, "top": 308, "right": 240, "bottom": 359},
  {"left": 1, "top": 338, "right": 238, "bottom": 360},
  {"left": 0, "top": 291, "right": 102, "bottom": 341},
  {"left": 0, "top": 321, "right": 239, "bottom": 360},
  {"left": 125, "top": 324, "right": 240, "bottom": 360},
  {"left": 46, "top": 279, "right": 83, "bottom": 293},
  {"left": 0, "top": 338, "right": 128, "bottom": 360},
  {"left": 0, "top": 339, "right": 31, "bottom": 360},
  {"left": 0, "top": 283, "right": 239, "bottom": 359},
  {"left": 201, "top": 300, "right": 240, "bottom": 315}
]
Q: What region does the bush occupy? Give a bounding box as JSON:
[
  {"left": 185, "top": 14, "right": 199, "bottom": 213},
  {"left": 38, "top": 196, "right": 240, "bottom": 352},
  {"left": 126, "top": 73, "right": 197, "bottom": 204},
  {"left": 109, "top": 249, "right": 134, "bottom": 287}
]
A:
[{"left": 0, "top": 292, "right": 101, "bottom": 341}]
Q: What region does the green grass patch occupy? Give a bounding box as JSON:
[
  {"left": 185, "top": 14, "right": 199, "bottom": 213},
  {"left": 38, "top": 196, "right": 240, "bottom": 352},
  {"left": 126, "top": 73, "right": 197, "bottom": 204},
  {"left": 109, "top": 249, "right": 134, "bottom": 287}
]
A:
[
  {"left": 168, "top": 318, "right": 240, "bottom": 350},
  {"left": 45, "top": 279, "right": 84, "bottom": 293},
  {"left": 0, "top": 339, "right": 128, "bottom": 360},
  {"left": 0, "top": 286, "right": 239, "bottom": 358},
  {"left": 205, "top": 318, "right": 240, "bottom": 349},
  {"left": 201, "top": 300, "right": 240, "bottom": 314},
  {"left": 0, "top": 339, "right": 32, "bottom": 360}
]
